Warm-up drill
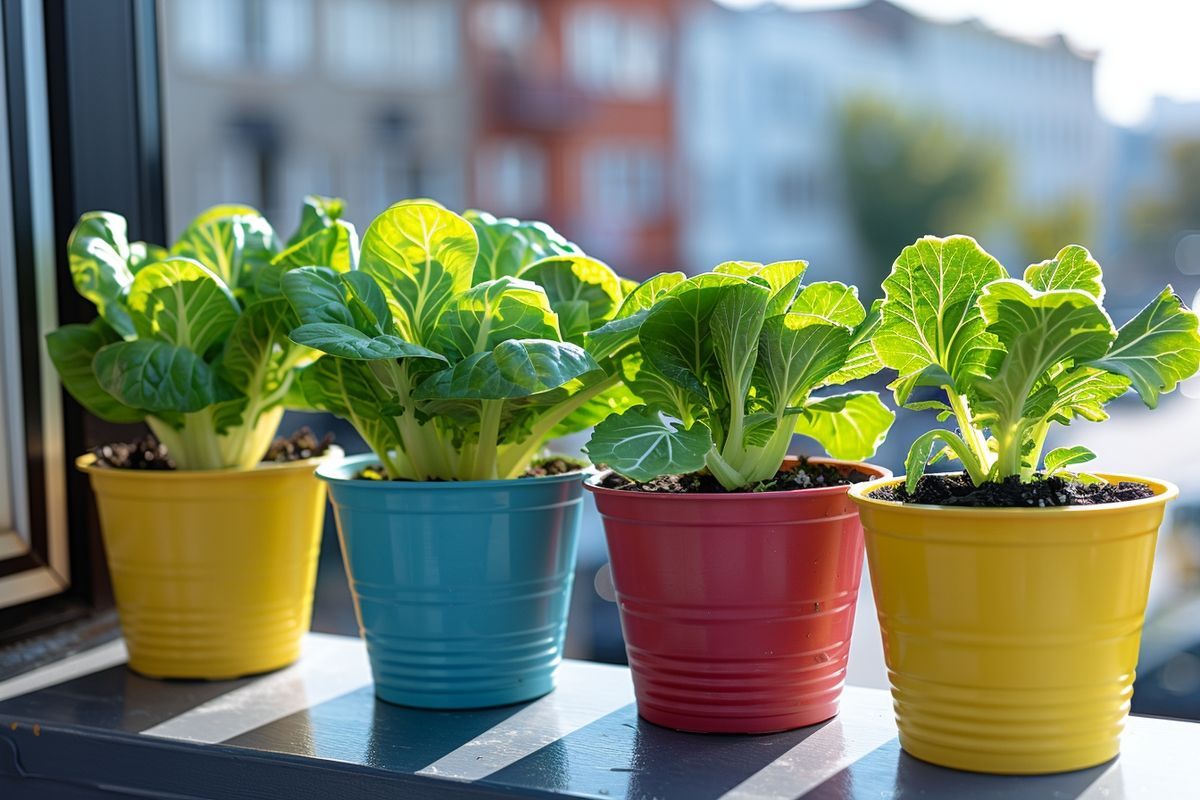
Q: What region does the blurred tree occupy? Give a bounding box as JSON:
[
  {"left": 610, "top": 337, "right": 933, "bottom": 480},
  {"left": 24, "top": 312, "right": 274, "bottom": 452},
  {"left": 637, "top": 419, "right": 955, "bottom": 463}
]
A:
[
  {"left": 1014, "top": 196, "right": 1093, "bottom": 267},
  {"left": 1129, "top": 140, "right": 1200, "bottom": 246},
  {"left": 837, "top": 98, "right": 1006, "bottom": 284}
]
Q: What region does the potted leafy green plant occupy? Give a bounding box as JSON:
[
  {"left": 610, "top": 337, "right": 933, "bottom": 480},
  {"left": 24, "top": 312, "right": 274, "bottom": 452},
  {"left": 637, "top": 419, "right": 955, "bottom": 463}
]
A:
[
  {"left": 582, "top": 261, "right": 894, "bottom": 734},
  {"left": 849, "top": 235, "right": 1200, "bottom": 774},
  {"left": 283, "top": 199, "right": 634, "bottom": 708},
  {"left": 47, "top": 196, "right": 348, "bottom": 679}
]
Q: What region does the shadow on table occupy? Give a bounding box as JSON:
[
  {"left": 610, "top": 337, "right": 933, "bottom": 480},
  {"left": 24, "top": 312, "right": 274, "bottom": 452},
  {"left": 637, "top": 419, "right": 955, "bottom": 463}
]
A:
[{"left": 805, "top": 738, "right": 1113, "bottom": 799}]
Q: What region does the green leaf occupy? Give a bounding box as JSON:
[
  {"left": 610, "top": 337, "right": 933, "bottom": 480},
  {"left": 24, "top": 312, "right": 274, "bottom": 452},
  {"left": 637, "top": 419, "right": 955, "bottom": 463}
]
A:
[
  {"left": 1036, "top": 366, "right": 1130, "bottom": 425},
  {"left": 824, "top": 298, "right": 883, "bottom": 385},
  {"left": 585, "top": 407, "right": 714, "bottom": 483},
  {"left": 45, "top": 320, "right": 144, "bottom": 423},
  {"left": 257, "top": 220, "right": 359, "bottom": 298},
  {"left": 215, "top": 298, "right": 301, "bottom": 427},
  {"left": 904, "top": 399, "right": 955, "bottom": 421},
  {"left": 904, "top": 429, "right": 985, "bottom": 492},
  {"left": 287, "top": 195, "right": 346, "bottom": 247},
  {"left": 93, "top": 340, "right": 232, "bottom": 414},
  {"left": 417, "top": 339, "right": 600, "bottom": 400},
  {"left": 584, "top": 271, "right": 687, "bottom": 363},
  {"left": 465, "top": 210, "right": 580, "bottom": 283},
  {"left": 756, "top": 314, "right": 852, "bottom": 412},
  {"left": 1023, "top": 244, "right": 1104, "bottom": 300},
  {"left": 129, "top": 242, "right": 168, "bottom": 272},
  {"left": 435, "top": 276, "right": 559, "bottom": 361},
  {"left": 1044, "top": 445, "right": 1096, "bottom": 473},
  {"left": 1086, "top": 286, "right": 1200, "bottom": 408},
  {"left": 711, "top": 280, "right": 770, "bottom": 404},
  {"left": 171, "top": 205, "right": 278, "bottom": 292},
  {"left": 291, "top": 322, "right": 447, "bottom": 362},
  {"left": 794, "top": 391, "right": 895, "bottom": 461},
  {"left": 66, "top": 211, "right": 137, "bottom": 337},
  {"left": 875, "top": 235, "right": 1006, "bottom": 401},
  {"left": 298, "top": 356, "right": 402, "bottom": 458},
  {"left": 126, "top": 258, "right": 240, "bottom": 354},
  {"left": 359, "top": 200, "right": 478, "bottom": 345},
  {"left": 790, "top": 281, "right": 866, "bottom": 327},
  {"left": 639, "top": 274, "right": 748, "bottom": 400},
  {"left": 519, "top": 255, "right": 623, "bottom": 343},
  {"left": 975, "top": 280, "right": 1116, "bottom": 422}
]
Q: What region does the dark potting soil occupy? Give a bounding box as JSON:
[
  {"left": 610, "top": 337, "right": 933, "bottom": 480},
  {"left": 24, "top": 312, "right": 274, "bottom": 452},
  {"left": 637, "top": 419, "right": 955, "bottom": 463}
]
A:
[
  {"left": 355, "top": 455, "right": 588, "bottom": 481},
  {"left": 870, "top": 472, "right": 1155, "bottom": 508},
  {"left": 90, "top": 427, "right": 334, "bottom": 470},
  {"left": 598, "top": 458, "right": 874, "bottom": 494}
]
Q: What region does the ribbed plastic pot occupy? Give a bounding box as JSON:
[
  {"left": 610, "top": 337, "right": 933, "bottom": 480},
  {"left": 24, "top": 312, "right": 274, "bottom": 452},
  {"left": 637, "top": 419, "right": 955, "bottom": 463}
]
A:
[
  {"left": 319, "top": 454, "right": 583, "bottom": 709},
  {"left": 849, "top": 472, "right": 1178, "bottom": 774},
  {"left": 78, "top": 451, "right": 335, "bottom": 680},
  {"left": 586, "top": 458, "right": 890, "bottom": 734}
]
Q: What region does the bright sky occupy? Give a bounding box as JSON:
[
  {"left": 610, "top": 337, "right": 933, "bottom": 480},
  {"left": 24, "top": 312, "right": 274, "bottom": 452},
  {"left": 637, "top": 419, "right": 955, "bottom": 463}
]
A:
[{"left": 717, "top": 0, "right": 1200, "bottom": 127}]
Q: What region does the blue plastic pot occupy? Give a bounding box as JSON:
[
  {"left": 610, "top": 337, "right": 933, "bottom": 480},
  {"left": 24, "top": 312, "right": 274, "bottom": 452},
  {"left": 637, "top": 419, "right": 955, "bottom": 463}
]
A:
[{"left": 318, "top": 454, "right": 584, "bottom": 709}]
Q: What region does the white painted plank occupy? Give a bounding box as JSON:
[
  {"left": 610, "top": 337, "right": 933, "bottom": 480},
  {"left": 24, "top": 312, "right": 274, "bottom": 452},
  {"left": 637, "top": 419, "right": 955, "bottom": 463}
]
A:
[
  {"left": 0, "top": 638, "right": 127, "bottom": 702},
  {"left": 140, "top": 633, "right": 372, "bottom": 745},
  {"left": 417, "top": 659, "right": 635, "bottom": 781}
]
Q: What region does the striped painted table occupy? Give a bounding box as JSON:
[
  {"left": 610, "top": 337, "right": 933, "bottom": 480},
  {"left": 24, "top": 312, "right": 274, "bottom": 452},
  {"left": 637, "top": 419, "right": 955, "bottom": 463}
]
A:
[{"left": 0, "top": 633, "right": 1197, "bottom": 799}]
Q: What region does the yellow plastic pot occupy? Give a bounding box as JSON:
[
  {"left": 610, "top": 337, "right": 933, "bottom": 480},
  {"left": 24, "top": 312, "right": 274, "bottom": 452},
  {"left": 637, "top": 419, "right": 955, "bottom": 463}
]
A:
[
  {"left": 79, "top": 450, "right": 337, "bottom": 680},
  {"left": 849, "top": 473, "right": 1178, "bottom": 775}
]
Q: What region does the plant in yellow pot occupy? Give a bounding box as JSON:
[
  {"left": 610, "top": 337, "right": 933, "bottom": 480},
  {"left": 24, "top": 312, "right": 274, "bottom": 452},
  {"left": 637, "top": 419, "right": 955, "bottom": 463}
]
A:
[
  {"left": 45, "top": 196, "right": 347, "bottom": 679},
  {"left": 849, "top": 235, "right": 1200, "bottom": 774}
]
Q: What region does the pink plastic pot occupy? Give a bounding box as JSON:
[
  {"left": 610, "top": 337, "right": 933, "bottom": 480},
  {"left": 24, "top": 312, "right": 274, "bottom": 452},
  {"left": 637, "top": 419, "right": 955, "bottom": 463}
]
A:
[{"left": 586, "top": 458, "right": 890, "bottom": 734}]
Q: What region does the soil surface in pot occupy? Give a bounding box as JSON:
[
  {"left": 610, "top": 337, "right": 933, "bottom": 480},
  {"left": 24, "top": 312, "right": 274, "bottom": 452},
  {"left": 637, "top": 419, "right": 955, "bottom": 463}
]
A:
[
  {"left": 871, "top": 473, "right": 1155, "bottom": 507},
  {"left": 599, "top": 458, "right": 873, "bottom": 493},
  {"left": 91, "top": 428, "right": 335, "bottom": 470},
  {"left": 355, "top": 455, "right": 587, "bottom": 481}
]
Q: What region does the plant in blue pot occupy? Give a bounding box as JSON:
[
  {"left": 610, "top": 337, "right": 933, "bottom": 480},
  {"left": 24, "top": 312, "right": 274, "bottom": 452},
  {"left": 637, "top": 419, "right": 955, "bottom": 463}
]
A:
[{"left": 282, "top": 199, "right": 635, "bottom": 708}]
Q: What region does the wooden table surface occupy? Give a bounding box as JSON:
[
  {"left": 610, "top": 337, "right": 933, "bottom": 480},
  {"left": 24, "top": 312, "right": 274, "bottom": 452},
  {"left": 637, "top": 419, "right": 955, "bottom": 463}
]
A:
[{"left": 0, "top": 632, "right": 1197, "bottom": 799}]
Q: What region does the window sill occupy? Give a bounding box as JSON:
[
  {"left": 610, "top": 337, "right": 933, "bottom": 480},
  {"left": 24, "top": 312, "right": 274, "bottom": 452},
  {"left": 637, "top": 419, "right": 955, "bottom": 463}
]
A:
[{"left": 0, "top": 633, "right": 1194, "bottom": 799}]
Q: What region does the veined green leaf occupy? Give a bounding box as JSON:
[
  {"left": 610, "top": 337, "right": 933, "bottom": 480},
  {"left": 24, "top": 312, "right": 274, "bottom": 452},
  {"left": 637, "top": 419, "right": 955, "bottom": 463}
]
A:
[
  {"left": 824, "top": 298, "right": 883, "bottom": 385},
  {"left": 584, "top": 271, "right": 687, "bottom": 364},
  {"left": 171, "top": 205, "right": 278, "bottom": 292},
  {"left": 519, "top": 255, "right": 623, "bottom": 343},
  {"left": 975, "top": 280, "right": 1115, "bottom": 423},
  {"left": 585, "top": 407, "right": 713, "bottom": 483},
  {"left": 756, "top": 314, "right": 852, "bottom": 412},
  {"left": 257, "top": 220, "right": 359, "bottom": 298},
  {"left": 360, "top": 201, "right": 478, "bottom": 345},
  {"left": 711, "top": 280, "right": 770, "bottom": 404},
  {"left": 94, "top": 340, "right": 233, "bottom": 414},
  {"left": 436, "top": 276, "right": 559, "bottom": 361},
  {"left": 129, "top": 241, "right": 168, "bottom": 272},
  {"left": 903, "top": 429, "right": 986, "bottom": 492},
  {"left": 465, "top": 210, "right": 580, "bottom": 283},
  {"left": 639, "top": 273, "right": 748, "bottom": 400},
  {"left": 126, "top": 258, "right": 240, "bottom": 354},
  {"left": 416, "top": 339, "right": 600, "bottom": 400},
  {"left": 874, "top": 235, "right": 1006, "bottom": 401},
  {"left": 280, "top": 266, "right": 391, "bottom": 336},
  {"left": 790, "top": 282, "right": 867, "bottom": 327},
  {"left": 1044, "top": 445, "right": 1096, "bottom": 473},
  {"left": 298, "top": 356, "right": 402, "bottom": 458},
  {"left": 793, "top": 391, "right": 894, "bottom": 461},
  {"left": 287, "top": 195, "right": 346, "bottom": 247},
  {"left": 45, "top": 320, "right": 144, "bottom": 423},
  {"left": 66, "top": 211, "right": 137, "bottom": 337},
  {"left": 1036, "top": 366, "right": 1130, "bottom": 425},
  {"left": 291, "top": 323, "right": 446, "bottom": 362},
  {"left": 1086, "top": 287, "right": 1200, "bottom": 408},
  {"left": 620, "top": 352, "right": 697, "bottom": 424},
  {"left": 1023, "top": 244, "right": 1104, "bottom": 300}
]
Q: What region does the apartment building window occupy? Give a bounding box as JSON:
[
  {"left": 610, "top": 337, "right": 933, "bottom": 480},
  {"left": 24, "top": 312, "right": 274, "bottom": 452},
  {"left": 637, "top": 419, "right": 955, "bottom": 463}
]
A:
[
  {"left": 326, "top": 0, "right": 459, "bottom": 85},
  {"left": 582, "top": 145, "right": 665, "bottom": 219},
  {"left": 171, "top": 0, "right": 312, "bottom": 75},
  {"left": 566, "top": 6, "right": 667, "bottom": 99},
  {"left": 471, "top": 0, "right": 541, "bottom": 57},
  {"left": 774, "top": 166, "right": 823, "bottom": 214},
  {"left": 475, "top": 140, "right": 547, "bottom": 216}
]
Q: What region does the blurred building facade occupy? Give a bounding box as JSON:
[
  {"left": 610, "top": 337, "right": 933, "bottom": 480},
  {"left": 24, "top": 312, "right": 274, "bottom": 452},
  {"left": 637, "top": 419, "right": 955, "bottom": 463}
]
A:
[
  {"left": 160, "top": 0, "right": 684, "bottom": 278},
  {"left": 678, "top": 0, "right": 1108, "bottom": 281}
]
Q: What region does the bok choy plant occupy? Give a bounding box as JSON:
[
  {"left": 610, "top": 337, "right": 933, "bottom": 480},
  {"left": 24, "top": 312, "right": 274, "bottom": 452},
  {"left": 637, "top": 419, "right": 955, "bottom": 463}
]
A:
[
  {"left": 875, "top": 235, "right": 1200, "bottom": 491},
  {"left": 280, "top": 200, "right": 635, "bottom": 481},
  {"left": 45, "top": 196, "right": 355, "bottom": 469},
  {"left": 583, "top": 261, "right": 895, "bottom": 491}
]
